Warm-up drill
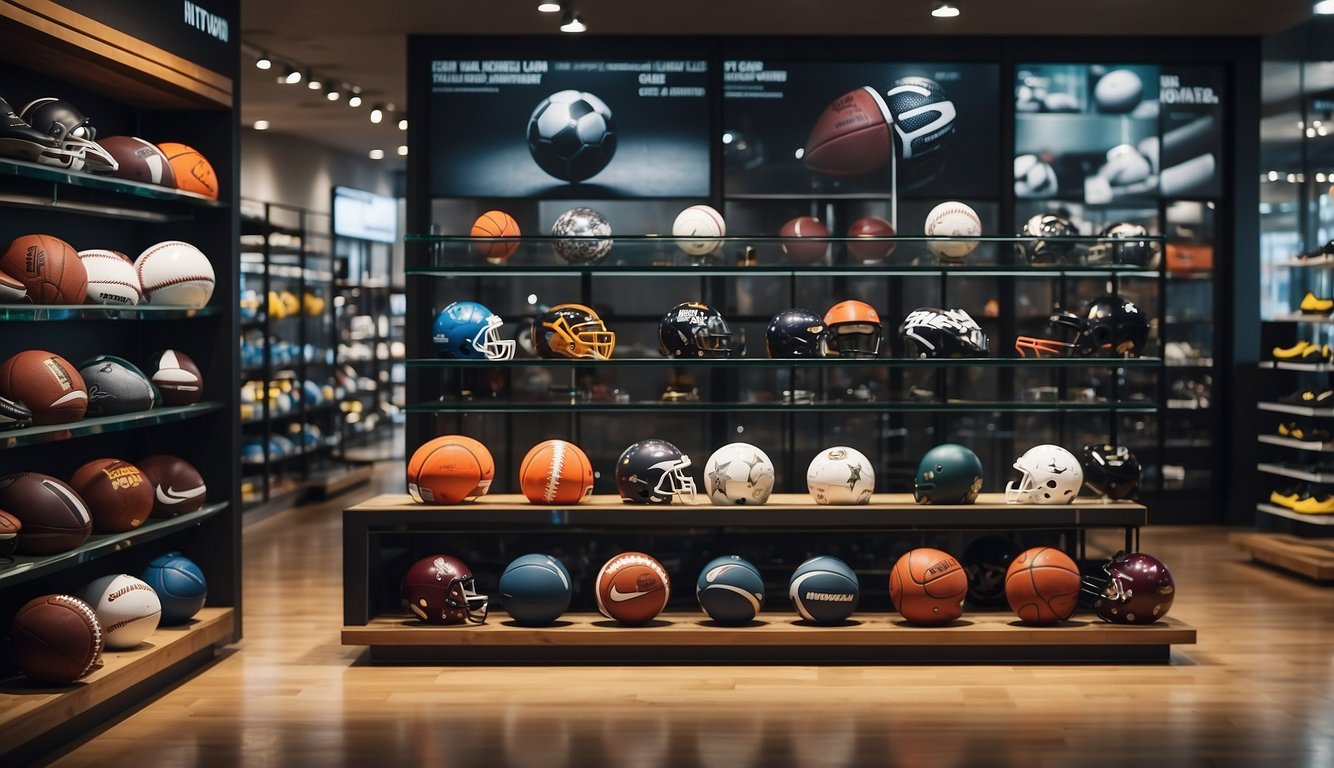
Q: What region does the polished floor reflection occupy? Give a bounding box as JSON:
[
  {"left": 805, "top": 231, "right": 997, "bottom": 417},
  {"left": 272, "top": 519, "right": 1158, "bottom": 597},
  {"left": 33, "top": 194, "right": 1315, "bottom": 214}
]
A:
[{"left": 48, "top": 476, "right": 1334, "bottom": 767}]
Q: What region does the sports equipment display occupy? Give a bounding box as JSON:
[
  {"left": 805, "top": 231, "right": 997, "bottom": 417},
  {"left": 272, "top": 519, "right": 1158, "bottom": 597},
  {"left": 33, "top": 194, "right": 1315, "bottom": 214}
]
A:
[
  {"left": 0, "top": 509, "right": 20, "bottom": 555},
  {"left": 156, "top": 142, "right": 218, "bottom": 198},
  {"left": 806, "top": 446, "right": 875, "bottom": 505},
  {"left": 69, "top": 458, "right": 153, "bottom": 532},
  {"left": 615, "top": 438, "right": 696, "bottom": 504},
  {"left": 0, "top": 269, "right": 26, "bottom": 301},
  {"left": 432, "top": 301, "right": 516, "bottom": 360},
  {"left": 19, "top": 97, "right": 117, "bottom": 172},
  {"left": 659, "top": 302, "right": 734, "bottom": 358},
  {"left": 78, "top": 249, "right": 142, "bottom": 305},
  {"left": 788, "top": 555, "right": 859, "bottom": 625},
  {"left": 889, "top": 547, "right": 967, "bottom": 625},
  {"left": 136, "top": 454, "right": 207, "bottom": 517},
  {"left": 696, "top": 555, "right": 765, "bottom": 625},
  {"left": 407, "top": 434, "right": 495, "bottom": 504},
  {"left": 703, "top": 442, "right": 775, "bottom": 505},
  {"left": 672, "top": 204, "right": 725, "bottom": 256},
  {"left": 823, "top": 300, "right": 883, "bottom": 358},
  {"left": 1016, "top": 213, "right": 1078, "bottom": 265},
  {"left": 846, "top": 216, "right": 896, "bottom": 262},
  {"left": 527, "top": 90, "right": 617, "bottom": 182},
  {"left": 99, "top": 136, "right": 177, "bottom": 186},
  {"left": 0, "top": 393, "right": 32, "bottom": 430},
  {"left": 914, "top": 443, "right": 984, "bottom": 505},
  {"left": 595, "top": 551, "right": 670, "bottom": 625},
  {"left": 803, "top": 86, "right": 893, "bottom": 176},
  {"left": 1014, "top": 294, "right": 1149, "bottom": 358},
  {"left": 78, "top": 355, "right": 155, "bottom": 416},
  {"left": 779, "top": 216, "right": 829, "bottom": 263},
  {"left": 1005, "top": 547, "right": 1081, "bottom": 625},
  {"left": 1086, "top": 551, "right": 1175, "bottom": 625},
  {"left": 140, "top": 551, "right": 207, "bottom": 624},
  {"left": 471, "top": 210, "right": 521, "bottom": 263},
  {"left": 961, "top": 535, "right": 1021, "bottom": 607},
  {"left": 146, "top": 349, "right": 203, "bottom": 406},
  {"left": 1, "top": 233, "right": 87, "bottom": 304},
  {"left": 0, "top": 349, "right": 87, "bottom": 424},
  {"left": 532, "top": 303, "right": 615, "bottom": 360},
  {"left": 402, "top": 554, "right": 488, "bottom": 624},
  {"left": 551, "top": 207, "right": 613, "bottom": 263},
  {"left": 518, "top": 439, "right": 594, "bottom": 504},
  {"left": 0, "top": 95, "right": 60, "bottom": 164},
  {"left": 499, "top": 554, "right": 572, "bottom": 626},
  {"left": 924, "top": 201, "right": 981, "bottom": 261},
  {"left": 1005, "top": 444, "right": 1084, "bottom": 504},
  {"left": 1080, "top": 444, "right": 1142, "bottom": 500},
  {"left": 765, "top": 308, "right": 826, "bottom": 358},
  {"left": 78, "top": 574, "right": 162, "bottom": 649},
  {"left": 11, "top": 594, "right": 103, "bottom": 684},
  {"left": 1014, "top": 153, "right": 1058, "bottom": 197},
  {"left": 899, "top": 307, "right": 988, "bottom": 358},
  {"left": 134, "top": 240, "right": 215, "bottom": 307},
  {"left": 0, "top": 472, "right": 92, "bottom": 553},
  {"left": 1087, "top": 222, "right": 1159, "bottom": 268},
  {"left": 885, "top": 76, "right": 956, "bottom": 178},
  {"left": 1093, "top": 69, "right": 1144, "bottom": 113}
]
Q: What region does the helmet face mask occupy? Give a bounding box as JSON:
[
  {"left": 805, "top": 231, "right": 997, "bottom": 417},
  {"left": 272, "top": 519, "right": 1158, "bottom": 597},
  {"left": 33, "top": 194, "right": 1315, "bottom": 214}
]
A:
[
  {"left": 534, "top": 303, "right": 616, "bottom": 360},
  {"left": 899, "top": 308, "right": 988, "bottom": 358},
  {"left": 433, "top": 301, "right": 516, "bottom": 360},
  {"left": 659, "top": 302, "right": 733, "bottom": 358},
  {"left": 1005, "top": 444, "right": 1084, "bottom": 504},
  {"left": 616, "top": 439, "right": 697, "bottom": 504},
  {"left": 404, "top": 555, "right": 489, "bottom": 625},
  {"left": 1083, "top": 551, "right": 1175, "bottom": 625},
  {"left": 20, "top": 97, "right": 118, "bottom": 173},
  {"left": 1015, "top": 295, "right": 1148, "bottom": 359}
]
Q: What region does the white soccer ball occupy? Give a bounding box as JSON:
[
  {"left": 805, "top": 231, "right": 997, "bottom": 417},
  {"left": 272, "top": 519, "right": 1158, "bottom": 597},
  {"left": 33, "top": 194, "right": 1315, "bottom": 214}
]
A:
[
  {"left": 807, "top": 446, "right": 875, "bottom": 505},
  {"left": 78, "top": 573, "right": 162, "bottom": 650},
  {"left": 134, "top": 240, "right": 215, "bottom": 308},
  {"left": 1014, "top": 154, "right": 1058, "bottom": 198},
  {"left": 704, "top": 442, "right": 775, "bottom": 505},
  {"left": 79, "top": 249, "right": 142, "bottom": 306},
  {"left": 672, "top": 204, "right": 726, "bottom": 256},
  {"left": 924, "top": 201, "right": 982, "bottom": 261}
]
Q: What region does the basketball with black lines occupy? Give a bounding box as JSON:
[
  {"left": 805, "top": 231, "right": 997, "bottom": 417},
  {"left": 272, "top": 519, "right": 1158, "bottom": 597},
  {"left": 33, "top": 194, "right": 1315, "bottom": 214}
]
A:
[
  {"left": 518, "top": 439, "right": 593, "bottom": 505},
  {"left": 407, "top": 435, "right": 494, "bottom": 504},
  {"left": 889, "top": 547, "right": 968, "bottom": 625},
  {"left": 595, "top": 551, "right": 670, "bottom": 625},
  {"left": 471, "top": 210, "right": 521, "bottom": 263},
  {"left": 1004, "top": 546, "right": 1081, "bottom": 625}
]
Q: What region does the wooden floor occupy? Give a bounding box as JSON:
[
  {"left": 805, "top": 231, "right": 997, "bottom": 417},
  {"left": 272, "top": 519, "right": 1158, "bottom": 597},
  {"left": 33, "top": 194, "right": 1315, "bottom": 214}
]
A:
[{"left": 44, "top": 472, "right": 1334, "bottom": 767}]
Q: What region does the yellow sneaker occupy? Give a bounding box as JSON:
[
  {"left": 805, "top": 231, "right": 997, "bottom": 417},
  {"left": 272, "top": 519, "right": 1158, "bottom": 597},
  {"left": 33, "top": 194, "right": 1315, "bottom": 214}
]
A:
[
  {"left": 1270, "top": 486, "right": 1302, "bottom": 508},
  {"left": 1300, "top": 292, "right": 1334, "bottom": 315},
  {"left": 1274, "top": 341, "right": 1315, "bottom": 359},
  {"left": 1291, "top": 492, "right": 1334, "bottom": 514}
]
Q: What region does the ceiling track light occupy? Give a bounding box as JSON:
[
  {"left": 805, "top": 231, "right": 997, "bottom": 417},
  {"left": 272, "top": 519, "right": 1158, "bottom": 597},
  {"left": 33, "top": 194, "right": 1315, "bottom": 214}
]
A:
[
  {"left": 560, "top": 10, "right": 586, "bottom": 32},
  {"left": 932, "top": 2, "right": 960, "bottom": 18},
  {"left": 282, "top": 66, "right": 302, "bottom": 85},
  {"left": 1316, "top": 0, "right": 1334, "bottom": 14},
  {"left": 326, "top": 88, "right": 341, "bottom": 102},
  {"left": 307, "top": 73, "right": 323, "bottom": 90},
  {"left": 538, "top": 2, "right": 561, "bottom": 11},
  {"left": 255, "top": 52, "right": 272, "bottom": 70},
  {"left": 370, "top": 104, "right": 385, "bottom": 124}
]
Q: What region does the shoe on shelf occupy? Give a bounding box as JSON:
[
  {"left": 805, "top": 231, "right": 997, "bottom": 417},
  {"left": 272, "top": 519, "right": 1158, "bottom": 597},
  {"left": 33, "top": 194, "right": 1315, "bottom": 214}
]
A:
[
  {"left": 1279, "top": 389, "right": 1334, "bottom": 407},
  {"left": 1301, "top": 343, "right": 1333, "bottom": 363},
  {"left": 1300, "top": 292, "right": 1334, "bottom": 315},
  {"left": 1273, "top": 341, "right": 1314, "bottom": 360},
  {"left": 1270, "top": 484, "right": 1304, "bottom": 508},
  {"left": 1291, "top": 490, "right": 1334, "bottom": 514}
]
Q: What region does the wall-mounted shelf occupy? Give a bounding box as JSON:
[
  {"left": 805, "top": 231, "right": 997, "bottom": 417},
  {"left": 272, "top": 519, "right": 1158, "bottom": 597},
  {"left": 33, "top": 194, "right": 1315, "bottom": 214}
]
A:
[
  {"left": 1256, "top": 502, "right": 1334, "bottom": 526},
  {"left": 0, "top": 403, "right": 224, "bottom": 450},
  {"left": 1258, "top": 401, "right": 1334, "bottom": 417}
]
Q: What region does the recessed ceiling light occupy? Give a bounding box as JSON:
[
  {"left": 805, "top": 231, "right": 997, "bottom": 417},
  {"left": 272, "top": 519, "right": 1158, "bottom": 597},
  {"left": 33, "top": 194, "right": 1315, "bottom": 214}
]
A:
[
  {"left": 283, "top": 66, "right": 302, "bottom": 85},
  {"left": 307, "top": 75, "right": 323, "bottom": 90},
  {"left": 370, "top": 104, "right": 385, "bottom": 124},
  {"left": 932, "top": 2, "right": 960, "bottom": 17},
  {"left": 255, "top": 53, "right": 272, "bottom": 70},
  {"left": 369, "top": 149, "right": 385, "bottom": 160},
  {"left": 348, "top": 94, "right": 362, "bottom": 108},
  {"left": 560, "top": 11, "right": 586, "bottom": 32},
  {"left": 397, "top": 145, "right": 409, "bottom": 156},
  {"left": 326, "top": 89, "right": 341, "bottom": 102},
  {"left": 1316, "top": 0, "right": 1334, "bottom": 14},
  {"left": 538, "top": 2, "right": 561, "bottom": 11},
  {"left": 253, "top": 120, "right": 270, "bottom": 131},
  {"left": 398, "top": 118, "right": 408, "bottom": 131}
]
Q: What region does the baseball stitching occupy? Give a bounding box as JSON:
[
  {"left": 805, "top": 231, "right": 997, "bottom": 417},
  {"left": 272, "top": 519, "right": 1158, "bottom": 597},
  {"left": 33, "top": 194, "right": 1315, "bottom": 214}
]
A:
[{"left": 52, "top": 595, "right": 103, "bottom": 674}]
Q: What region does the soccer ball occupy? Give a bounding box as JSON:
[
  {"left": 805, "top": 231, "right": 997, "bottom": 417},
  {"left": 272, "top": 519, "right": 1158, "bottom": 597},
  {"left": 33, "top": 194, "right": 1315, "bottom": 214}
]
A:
[
  {"left": 551, "top": 207, "right": 613, "bottom": 263},
  {"left": 527, "top": 90, "right": 617, "bottom": 183},
  {"left": 704, "top": 442, "right": 776, "bottom": 505}
]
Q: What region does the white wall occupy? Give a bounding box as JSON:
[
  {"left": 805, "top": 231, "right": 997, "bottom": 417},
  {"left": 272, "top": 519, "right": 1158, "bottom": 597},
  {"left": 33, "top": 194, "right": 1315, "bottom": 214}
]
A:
[{"left": 240, "top": 130, "right": 397, "bottom": 212}]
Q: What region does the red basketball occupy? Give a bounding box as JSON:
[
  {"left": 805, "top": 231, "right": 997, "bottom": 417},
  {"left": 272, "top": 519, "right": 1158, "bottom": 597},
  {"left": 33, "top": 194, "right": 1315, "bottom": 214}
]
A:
[
  {"left": 471, "top": 210, "right": 521, "bottom": 263},
  {"left": 136, "top": 454, "right": 207, "bottom": 517},
  {"left": 1005, "top": 547, "right": 1082, "bottom": 625},
  {"left": 0, "top": 233, "right": 87, "bottom": 304},
  {"left": 595, "top": 552, "right": 670, "bottom": 625},
  {"left": 0, "top": 472, "right": 92, "bottom": 554},
  {"left": 69, "top": 459, "right": 153, "bottom": 533},
  {"left": 780, "top": 216, "right": 830, "bottom": 264},
  {"left": 847, "top": 216, "right": 897, "bottom": 262},
  {"left": 803, "top": 86, "right": 893, "bottom": 177},
  {"left": 99, "top": 136, "right": 178, "bottom": 187},
  {"left": 407, "top": 435, "right": 495, "bottom": 504},
  {"left": 0, "top": 508, "right": 19, "bottom": 556},
  {"left": 11, "top": 594, "right": 104, "bottom": 684},
  {"left": 889, "top": 547, "right": 968, "bottom": 625},
  {"left": 0, "top": 349, "right": 88, "bottom": 425},
  {"left": 519, "top": 439, "right": 594, "bottom": 504}
]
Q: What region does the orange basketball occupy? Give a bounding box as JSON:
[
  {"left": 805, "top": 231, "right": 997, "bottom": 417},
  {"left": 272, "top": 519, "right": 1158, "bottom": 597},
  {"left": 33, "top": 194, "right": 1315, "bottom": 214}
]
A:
[
  {"left": 1005, "top": 547, "right": 1082, "bottom": 625},
  {"left": 471, "top": 210, "right": 521, "bottom": 263},
  {"left": 407, "top": 435, "right": 494, "bottom": 504},
  {"left": 519, "top": 439, "right": 593, "bottom": 504},
  {"left": 595, "top": 552, "right": 670, "bottom": 625},
  {"left": 889, "top": 547, "right": 968, "bottom": 625},
  {"left": 1, "top": 234, "right": 87, "bottom": 304},
  {"left": 157, "top": 142, "right": 218, "bottom": 200}
]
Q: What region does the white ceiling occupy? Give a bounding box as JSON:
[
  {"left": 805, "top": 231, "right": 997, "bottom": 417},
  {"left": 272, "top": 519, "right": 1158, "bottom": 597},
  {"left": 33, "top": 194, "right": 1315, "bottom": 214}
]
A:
[{"left": 239, "top": 0, "right": 1319, "bottom": 163}]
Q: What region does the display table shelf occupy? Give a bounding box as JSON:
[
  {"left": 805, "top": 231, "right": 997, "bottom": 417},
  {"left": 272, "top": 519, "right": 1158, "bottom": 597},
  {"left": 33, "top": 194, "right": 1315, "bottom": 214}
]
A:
[{"left": 1232, "top": 532, "right": 1334, "bottom": 582}]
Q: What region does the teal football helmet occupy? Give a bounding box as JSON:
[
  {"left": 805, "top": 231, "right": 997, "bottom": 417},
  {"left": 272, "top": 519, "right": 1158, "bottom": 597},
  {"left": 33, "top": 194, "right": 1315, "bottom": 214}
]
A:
[{"left": 914, "top": 443, "right": 984, "bottom": 504}]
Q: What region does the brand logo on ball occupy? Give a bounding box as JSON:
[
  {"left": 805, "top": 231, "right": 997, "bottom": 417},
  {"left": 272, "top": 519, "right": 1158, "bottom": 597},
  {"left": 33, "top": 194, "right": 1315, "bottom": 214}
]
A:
[
  {"left": 804, "top": 591, "right": 854, "bottom": 602},
  {"left": 24, "top": 246, "right": 44, "bottom": 275}
]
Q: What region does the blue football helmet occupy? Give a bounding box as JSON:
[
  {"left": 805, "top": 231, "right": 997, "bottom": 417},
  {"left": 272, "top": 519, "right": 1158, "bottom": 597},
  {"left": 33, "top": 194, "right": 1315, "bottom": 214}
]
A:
[{"left": 432, "top": 301, "right": 516, "bottom": 360}]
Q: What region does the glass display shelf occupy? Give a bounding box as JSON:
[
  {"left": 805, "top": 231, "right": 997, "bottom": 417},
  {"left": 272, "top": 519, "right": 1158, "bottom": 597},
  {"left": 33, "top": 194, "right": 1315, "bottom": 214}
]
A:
[
  {"left": 405, "top": 400, "right": 1158, "bottom": 415},
  {"left": 0, "top": 304, "right": 219, "bottom": 321},
  {"left": 1257, "top": 434, "right": 1334, "bottom": 453},
  {"left": 0, "top": 157, "right": 224, "bottom": 207},
  {"left": 1270, "top": 314, "right": 1334, "bottom": 324},
  {"left": 0, "top": 501, "right": 229, "bottom": 588},
  {"left": 1257, "top": 401, "right": 1334, "bottom": 418},
  {"left": 0, "top": 403, "right": 223, "bottom": 449},
  {"left": 1258, "top": 361, "right": 1334, "bottom": 372},
  {"left": 1257, "top": 463, "right": 1334, "bottom": 484},
  {"left": 407, "top": 356, "right": 1162, "bottom": 370},
  {"left": 1256, "top": 502, "right": 1334, "bottom": 526}
]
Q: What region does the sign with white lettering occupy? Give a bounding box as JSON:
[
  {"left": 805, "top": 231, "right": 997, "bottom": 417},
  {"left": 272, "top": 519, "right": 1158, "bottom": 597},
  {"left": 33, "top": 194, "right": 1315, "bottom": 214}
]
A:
[{"left": 54, "top": 0, "right": 236, "bottom": 76}]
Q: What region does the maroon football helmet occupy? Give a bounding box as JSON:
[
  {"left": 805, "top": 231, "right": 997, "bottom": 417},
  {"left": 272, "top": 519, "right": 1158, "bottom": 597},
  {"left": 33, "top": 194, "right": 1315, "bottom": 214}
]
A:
[
  {"left": 401, "top": 554, "right": 488, "bottom": 625},
  {"left": 1086, "top": 551, "right": 1174, "bottom": 625}
]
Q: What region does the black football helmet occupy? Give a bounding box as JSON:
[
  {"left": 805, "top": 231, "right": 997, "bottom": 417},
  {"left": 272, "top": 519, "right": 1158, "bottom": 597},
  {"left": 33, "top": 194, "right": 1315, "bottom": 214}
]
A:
[
  {"left": 961, "top": 535, "right": 1021, "bottom": 607},
  {"left": 1087, "top": 222, "right": 1160, "bottom": 268},
  {"left": 1016, "top": 213, "right": 1078, "bottom": 265},
  {"left": 766, "top": 308, "right": 827, "bottom": 358},
  {"left": 1015, "top": 294, "right": 1149, "bottom": 358},
  {"left": 899, "top": 308, "right": 988, "bottom": 358},
  {"left": 1083, "top": 551, "right": 1175, "bottom": 625},
  {"left": 1080, "top": 444, "right": 1141, "bottom": 500},
  {"left": 615, "top": 439, "right": 697, "bottom": 504},
  {"left": 659, "top": 302, "right": 734, "bottom": 358},
  {"left": 19, "top": 97, "right": 117, "bottom": 172},
  {"left": 0, "top": 96, "right": 59, "bottom": 163}
]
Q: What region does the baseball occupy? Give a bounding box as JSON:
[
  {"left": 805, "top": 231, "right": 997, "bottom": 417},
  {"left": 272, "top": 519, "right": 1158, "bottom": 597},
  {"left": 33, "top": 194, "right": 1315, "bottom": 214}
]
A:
[
  {"left": 924, "top": 201, "right": 982, "bottom": 261},
  {"left": 134, "top": 240, "right": 215, "bottom": 308},
  {"left": 672, "top": 204, "right": 725, "bottom": 256}
]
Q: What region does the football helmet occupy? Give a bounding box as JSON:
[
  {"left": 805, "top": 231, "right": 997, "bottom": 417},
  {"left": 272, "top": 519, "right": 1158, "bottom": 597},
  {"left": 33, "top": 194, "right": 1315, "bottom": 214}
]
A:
[
  {"left": 532, "top": 303, "right": 615, "bottom": 360},
  {"left": 914, "top": 443, "right": 984, "bottom": 504},
  {"left": 0, "top": 96, "right": 59, "bottom": 163},
  {"left": 703, "top": 442, "right": 775, "bottom": 505},
  {"left": 823, "top": 300, "right": 883, "bottom": 358},
  {"left": 401, "top": 554, "right": 489, "bottom": 625},
  {"left": 659, "top": 302, "right": 734, "bottom": 358},
  {"left": 432, "top": 301, "right": 516, "bottom": 360},
  {"left": 1087, "top": 222, "right": 1160, "bottom": 268},
  {"left": 1005, "top": 444, "right": 1084, "bottom": 504},
  {"left": 1016, "top": 213, "right": 1078, "bottom": 265},
  {"left": 899, "top": 308, "right": 988, "bottom": 358},
  {"left": 1084, "top": 551, "right": 1175, "bottom": 625},
  {"left": 1081, "top": 444, "right": 1142, "bottom": 500},
  {"left": 961, "top": 535, "right": 1021, "bottom": 607},
  {"left": 807, "top": 446, "right": 875, "bottom": 505},
  {"left": 19, "top": 97, "right": 117, "bottom": 173},
  {"left": 1014, "top": 294, "right": 1149, "bottom": 358},
  {"left": 766, "top": 308, "right": 827, "bottom": 358},
  {"left": 615, "top": 439, "right": 697, "bottom": 504}
]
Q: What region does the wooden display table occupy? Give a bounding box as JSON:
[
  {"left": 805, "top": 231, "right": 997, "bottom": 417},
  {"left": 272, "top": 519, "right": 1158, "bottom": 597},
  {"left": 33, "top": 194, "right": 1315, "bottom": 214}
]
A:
[{"left": 1232, "top": 532, "right": 1334, "bottom": 582}]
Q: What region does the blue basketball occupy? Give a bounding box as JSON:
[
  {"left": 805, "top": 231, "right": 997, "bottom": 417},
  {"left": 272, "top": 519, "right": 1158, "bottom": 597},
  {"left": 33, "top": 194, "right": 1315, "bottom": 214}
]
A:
[
  {"left": 500, "top": 553, "right": 572, "bottom": 626},
  {"left": 696, "top": 555, "right": 765, "bottom": 626},
  {"left": 788, "top": 555, "right": 859, "bottom": 625},
  {"left": 140, "top": 551, "right": 207, "bottom": 625}
]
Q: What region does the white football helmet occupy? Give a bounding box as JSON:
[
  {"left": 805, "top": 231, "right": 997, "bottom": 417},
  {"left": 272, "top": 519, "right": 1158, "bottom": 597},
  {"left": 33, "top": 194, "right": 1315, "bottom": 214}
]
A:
[
  {"left": 807, "top": 446, "right": 875, "bottom": 505},
  {"left": 19, "top": 97, "right": 118, "bottom": 173},
  {"left": 703, "top": 442, "right": 775, "bottom": 505},
  {"left": 1005, "top": 444, "right": 1084, "bottom": 504}
]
